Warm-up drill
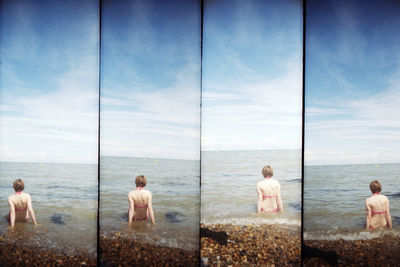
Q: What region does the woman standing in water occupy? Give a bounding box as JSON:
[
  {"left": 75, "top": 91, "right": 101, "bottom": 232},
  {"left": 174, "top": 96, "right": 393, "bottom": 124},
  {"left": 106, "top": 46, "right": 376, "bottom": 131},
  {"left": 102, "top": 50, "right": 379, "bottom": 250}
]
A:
[
  {"left": 257, "top": 165, "right": 283, "bottom": 214},
  {"left": 365, "top": 180, "right": 392, "bottom": 230},
  {"left": 8, "top": 179, "right": 38, "bottom": 228},
  {"left": 128, "top": 175, "right": 155, "bottom": 224}
]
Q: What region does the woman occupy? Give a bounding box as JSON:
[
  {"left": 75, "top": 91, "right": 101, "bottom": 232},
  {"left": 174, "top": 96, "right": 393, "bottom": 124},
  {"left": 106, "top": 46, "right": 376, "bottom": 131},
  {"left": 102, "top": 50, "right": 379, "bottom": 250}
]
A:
[
  {"left": 257, "top": 165, "right": 283, "bottom": 214},
  {"left": 365, "top": 180, "right": 392, "bottom": 230},
  {"left": 8, "top": 179, "right": 38, "bottom": 228},
  {"left": 128, "top": 175, "right": 155, "bottom": 224}
]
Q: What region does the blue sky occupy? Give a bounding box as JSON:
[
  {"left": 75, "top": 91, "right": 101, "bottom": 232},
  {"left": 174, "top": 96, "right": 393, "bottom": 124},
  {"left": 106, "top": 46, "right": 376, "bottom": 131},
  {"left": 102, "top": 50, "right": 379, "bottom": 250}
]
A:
[
  {"left": 202, "top": 0, "right": 303, "bottom": 151},
  {"left": 0, "top": 0, "right": 99, "bottom": 163},
  {"left": 305, "top": 0, "right": 400, "bottom": 165},
  {"left": 100, "top": 0, "right": 201, "bottom": 160}
]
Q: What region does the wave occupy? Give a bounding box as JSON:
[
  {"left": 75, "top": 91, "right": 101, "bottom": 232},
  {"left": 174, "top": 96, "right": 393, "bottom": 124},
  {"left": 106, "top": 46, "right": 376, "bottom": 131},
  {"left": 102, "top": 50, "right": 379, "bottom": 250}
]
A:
[
  {"left": 289, "top": 202, "right": 301, "bottom": 211},
  {"left": 387, "top": 192, "right": 400, "bottom": 198},
  {"left": 201, "top": 216, "right": 301, "bottom": 226},
  {"left": 285, "top": 178, "right": 301, "bottom": 183},
  {"left": 304, "top": 229, "right": 400, "bottom": 241}
]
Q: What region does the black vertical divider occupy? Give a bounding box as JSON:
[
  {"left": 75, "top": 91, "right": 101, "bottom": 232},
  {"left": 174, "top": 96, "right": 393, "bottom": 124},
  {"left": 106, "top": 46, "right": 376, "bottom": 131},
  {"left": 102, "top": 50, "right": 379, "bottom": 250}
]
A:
[
  {"left": 301, "top": 0, "right": 307, "bottom": 265},
  {"left": 97, "top": 0, "right": 102, "bottom": 265},
  {"left": 199, "top": 0, "right": 204, "bottom": 264}
]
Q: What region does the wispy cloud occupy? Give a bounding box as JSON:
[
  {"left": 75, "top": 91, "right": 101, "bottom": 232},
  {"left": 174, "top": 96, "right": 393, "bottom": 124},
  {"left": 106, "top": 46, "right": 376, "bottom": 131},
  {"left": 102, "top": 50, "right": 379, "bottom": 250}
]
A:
[
  {"left": 0, "top": 65, "right": 99, "bottom": 163},
  {"left": 202, "top": 60, "right": 302, "bottom": 151},
  {"left": 100, "top": 0, "right": 201, "bottom": 160},
  {"left": 100, "top": 67, "right": 201, "bottom": 160},
  {"left": 202, "top": 0, "right": 302, "bottom": 151},
  {"left": 306, "top": 68, "right": 400, "bottom": 165},
  {"left": 0, "top": 1, "right": 99, "bottom": 163}
]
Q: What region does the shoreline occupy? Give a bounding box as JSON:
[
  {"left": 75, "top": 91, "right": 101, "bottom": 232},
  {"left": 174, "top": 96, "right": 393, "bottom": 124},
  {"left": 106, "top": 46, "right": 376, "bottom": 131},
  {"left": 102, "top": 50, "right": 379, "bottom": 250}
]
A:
[
  {"left": 200, "top": 223, "right": 301, "bottom": 266},
  {"left": 303, "top": 237, "right": 400, "bottom": 266},
  {"left": 0, "top": 235, "right": 96, "bottom": 266},
  {"left": 99, "top": 232, "right": 199, "bottom": 266}
]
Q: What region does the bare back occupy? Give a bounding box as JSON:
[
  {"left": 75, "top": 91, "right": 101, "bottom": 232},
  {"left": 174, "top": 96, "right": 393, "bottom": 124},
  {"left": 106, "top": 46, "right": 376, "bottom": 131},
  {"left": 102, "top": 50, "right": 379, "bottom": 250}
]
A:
[
  {"left": 128, "top": 188, "right": 155, "bottom": 223},
  {"left": 365, "top": 194, "right": 391, "bottom": 229},
  {"left": 257, "top": 178, "right": 282, "bottom": 213},
  {"left": 8, "top": 192, "right": 37, "bottom": 226}
]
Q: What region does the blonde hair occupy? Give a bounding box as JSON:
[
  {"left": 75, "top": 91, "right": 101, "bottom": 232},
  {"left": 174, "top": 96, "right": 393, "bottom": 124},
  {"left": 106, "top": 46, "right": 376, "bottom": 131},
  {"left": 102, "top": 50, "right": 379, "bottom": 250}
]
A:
[
  {"left": 135, "top": 175, "right": 147, "bottom": 187},
  {"left": 262, "top": 165, "right": 273, "bottom": 178},
  {"left": 13, "top": 179, "right": 25, "bottom": 192},
  {"left": 370, "top": 180, "right": 382, "bottom": 194}
]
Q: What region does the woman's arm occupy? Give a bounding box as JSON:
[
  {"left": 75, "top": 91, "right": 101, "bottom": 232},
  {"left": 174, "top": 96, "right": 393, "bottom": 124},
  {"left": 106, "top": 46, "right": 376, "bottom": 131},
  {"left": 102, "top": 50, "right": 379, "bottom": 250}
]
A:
[
  {"left": 147, "top": 192, "right": 155, "bottom": 224},
  {"left": 8, "top": 197, "right": 15, "bottom": 228},
  {"left": 128, "top": 193, "right": 134, "bottom": 224},
  {"left": 256, "top": 184, "right": 262, "bottom": 214},
  {"left": 27, "top": 195, "right": 38, "bottom": 225},
  {"left": 365, "top": 199, "right": 371, "bottom": 229},
  {"left": 385, "top": 197, "right": 392, "bottom": 229},
  {"left": 276, "top": 183, "right": 283, "bottom": 212}
]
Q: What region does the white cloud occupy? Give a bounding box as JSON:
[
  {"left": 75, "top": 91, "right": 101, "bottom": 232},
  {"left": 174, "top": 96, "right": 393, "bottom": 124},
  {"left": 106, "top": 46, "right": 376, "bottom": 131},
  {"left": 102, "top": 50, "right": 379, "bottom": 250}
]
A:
[
  {"left": 0, "top": 61, "right": 99, "bottom": 164},
  {"left": 100, "top": 61, "right": 200, "bottom": 160},
  {"left": 305, "top": 68, "right": 400, "bottom": 165},
  {"left": 202, "top": 61, "right": 302, "bottom": 151}
]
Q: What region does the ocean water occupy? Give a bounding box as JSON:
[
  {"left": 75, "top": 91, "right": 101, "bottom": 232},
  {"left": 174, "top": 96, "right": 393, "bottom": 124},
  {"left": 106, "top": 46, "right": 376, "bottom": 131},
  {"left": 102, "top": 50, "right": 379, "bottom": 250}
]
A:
[
  {"left": 100, "top": 156, "right": 200, "bottom": 251},
  {"left": 304, "top": 163, "right": 400, "bottom": 240},
  {"left": 0, "top": 162, "right": 97, "bottom": 256},
  {"left": 201, "top": 150, "right": 301, "bottom": 226}
]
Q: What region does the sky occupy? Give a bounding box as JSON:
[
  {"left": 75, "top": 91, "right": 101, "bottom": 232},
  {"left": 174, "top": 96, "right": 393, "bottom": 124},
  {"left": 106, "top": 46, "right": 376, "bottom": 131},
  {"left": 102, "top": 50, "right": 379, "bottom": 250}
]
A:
[
  {"left": 305, "top": 0, "right": 400, "bottom": 165},
  {"left": 0, "top": 0, "right": 99, "bottom": 164},
  {"left": 100, "top": 0, "right": 201, "bottom": 160},
  {"left": 201, "top": 0, "right": 303, "bottom": 151}
]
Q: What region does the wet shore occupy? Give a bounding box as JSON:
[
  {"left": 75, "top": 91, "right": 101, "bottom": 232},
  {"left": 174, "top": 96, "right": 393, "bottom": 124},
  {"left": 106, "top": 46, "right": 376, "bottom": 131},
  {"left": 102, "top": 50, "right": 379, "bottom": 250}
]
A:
[
  {"left": 303, "top": 237, "right": 400, "bottom": 266},
  {"left": 99, "top": 232, "right": 199, "bottom": 266},
  {"left": 200, "top": 223, "right": 301, "bottom": 266},
  {"left": 0, "top": 235, "right": 96, "bottom": 266}
]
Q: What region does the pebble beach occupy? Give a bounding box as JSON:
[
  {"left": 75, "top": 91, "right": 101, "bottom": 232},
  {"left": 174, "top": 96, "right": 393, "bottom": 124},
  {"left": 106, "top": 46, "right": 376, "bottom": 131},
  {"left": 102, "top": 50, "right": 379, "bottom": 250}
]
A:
[
  {"left": 99, "top": 232, "right": 199, "bottom": 266},
  {"left": 200, "top": 223, "right": 301, "bottom": 266},
  {"left": 303, "top": 237, "right": 400, "bottom": 266},
  {"left": 0, "top": 234, "right": 96, "bottom": 266}
]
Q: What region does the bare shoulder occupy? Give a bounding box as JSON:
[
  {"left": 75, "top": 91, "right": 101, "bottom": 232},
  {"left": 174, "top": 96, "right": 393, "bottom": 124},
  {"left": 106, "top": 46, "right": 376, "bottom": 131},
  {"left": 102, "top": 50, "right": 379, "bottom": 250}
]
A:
[
  {"left": 256, "top": 180, "right": 264, "bottom": 187},
  {"left": 272, "top": 179, "right": 280, "bottom": 186},
  {"left": 128, "top": 190, "right": 135, "bottom": 197}
]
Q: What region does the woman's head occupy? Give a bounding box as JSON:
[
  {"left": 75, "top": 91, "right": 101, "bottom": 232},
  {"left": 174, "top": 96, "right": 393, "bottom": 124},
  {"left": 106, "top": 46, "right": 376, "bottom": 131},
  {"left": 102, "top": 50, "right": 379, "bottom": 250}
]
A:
[
  {"left": 370, "top": 180, "right": 382, "bottom": 194},
  {"left": 135, "top": 175, "right": 147, "bottom": 187},
  {"left": 262, "top": 165, "right": 273, "bottom": 178},
  {"left": 13, "top": 179, "right": 24, "bottom": 192}
]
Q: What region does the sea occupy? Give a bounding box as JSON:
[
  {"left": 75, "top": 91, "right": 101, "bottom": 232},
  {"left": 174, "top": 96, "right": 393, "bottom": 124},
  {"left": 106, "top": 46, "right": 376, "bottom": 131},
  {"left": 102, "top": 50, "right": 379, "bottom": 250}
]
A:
[
  {"left": 304, "top": 163, "right": 400, "bottom": 240},
  {"left": 0, "top": 162, "right": 97, "bottom": 256},
  {"left": 0, "top": 151, "right": 301, "bottom": 255},
  {"left": 100, "top": 156, "right": 200, "bottom": 251},
  {"left": 201, "top": 150, "right": 301, "bottom": 226}
]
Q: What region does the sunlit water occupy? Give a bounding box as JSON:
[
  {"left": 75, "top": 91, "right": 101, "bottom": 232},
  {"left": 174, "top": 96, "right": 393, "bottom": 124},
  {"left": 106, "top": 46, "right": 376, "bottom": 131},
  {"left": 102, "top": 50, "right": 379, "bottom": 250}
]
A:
[
  {"left": 304, "top": 163, "right": 400, "bottom": 240},
  {"left": 0, "top": 162, "right": 97, "bottom": 256},
  {"left": 100, "top": 156, "right": 200, "bottom": 251},
  {"left": 201, "top": 150, "right": 301, "bottom": 226}
]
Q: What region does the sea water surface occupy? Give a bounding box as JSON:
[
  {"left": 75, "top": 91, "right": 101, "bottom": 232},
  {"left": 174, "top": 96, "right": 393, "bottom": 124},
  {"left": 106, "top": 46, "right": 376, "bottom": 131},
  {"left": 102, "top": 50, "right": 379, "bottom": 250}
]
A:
[
  {"left": 100, "top": 156, "right": 200, "bottom": 251},
  {"left": 201, "top": 150, "right": 301, "bottom": 226},
  {"left": 0, "top": 162, "right": 97, "bottom": 256},
  {"left": 304, "top": 163, "right": 400, "bottom": 240}
]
